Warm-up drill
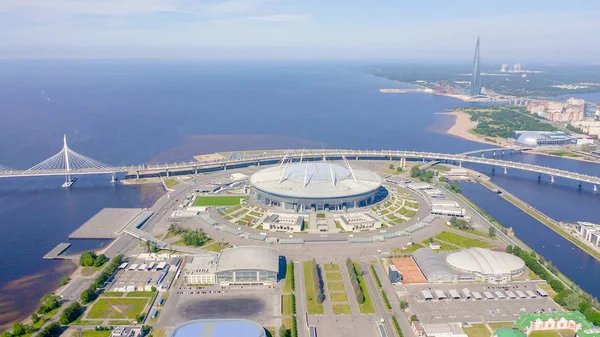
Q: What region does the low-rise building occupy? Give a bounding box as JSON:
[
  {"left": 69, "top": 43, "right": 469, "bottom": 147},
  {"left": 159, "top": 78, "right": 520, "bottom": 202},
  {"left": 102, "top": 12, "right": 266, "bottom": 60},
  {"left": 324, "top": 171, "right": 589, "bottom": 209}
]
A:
[
  {"left": 111, "top": 327, "right": 139, "bottom": 337},
  {"left": 515, "top": 311, "right": 600, "bottom": 337},
  {"left": 337, "top": 213, "right": 382, "bottom": 231},
  {"left": 421, "top": 324, "right": 468, "bottom": 337},
  {"left": 184, "top": 255, "right": 218, "bottom": 285},
  {"left": 262, "top": 213, "right": 304, "bottom": 232}
]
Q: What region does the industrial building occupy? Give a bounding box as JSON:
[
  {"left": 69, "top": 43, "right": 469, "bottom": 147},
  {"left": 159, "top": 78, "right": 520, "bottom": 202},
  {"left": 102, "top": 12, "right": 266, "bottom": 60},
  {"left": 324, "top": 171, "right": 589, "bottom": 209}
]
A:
[
  {"left": 172, "top": 319, "right": 267, "bottom": 337},
  {"left": 514, "top": 131, "right": 576, "bottom": 147},
  {"left": 445, "top": 248, "right": 525, "bottom": 283},
  {"left": 183, "top": 246, "right": 279, "bottom": 285},
  {"left": 250, "top": 160, "right": 382, "bottom": 211}
]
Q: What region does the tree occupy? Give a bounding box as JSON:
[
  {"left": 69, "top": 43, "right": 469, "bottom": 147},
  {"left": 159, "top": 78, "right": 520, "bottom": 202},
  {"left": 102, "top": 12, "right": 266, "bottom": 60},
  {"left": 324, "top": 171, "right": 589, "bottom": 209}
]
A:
[
  {"left": 410, "top": 166, "right": 420, "bottom": 178},
  {"left": 410, "top": 314, "right": 418, "bottom": 322},
  {"left": 31, "top": 313, "right": 40, "bottom": 324},
  {"left": 12, "top": 323, "right": 25, "bottom": 336},
  {"left": 564, "top": 293, "right": 584, "bottom": 311},
  {"left": 37, "top": 322, "right": 61, "bottom": 337},
  {"left": 399, "top": 299, "right": 409, "bottom": 310},
  {"left": 396, "top": 167, "right": 403, "bottom": 173},
  {"left": 137, "top": 313, "right": 146, "bottom": 323},
  {"left": 79, "top": 251, "right": 97, "bottom": 267},
  {"left": 151, "top": 286, "right": 157, "bottom": 292},
  {"left": 505, "top": 245, "right": 513, "bottom": 254},
  {"left": 279, "top": 324, "right": 290, "bottom": 337},
  {"left": 81, "top": 288, "right": 97, "bottom": 304},
  {"left": 60, "top": 302, "right": 82, "bottom": 325},
  {"left": 488, "top": 226, "right": 496, "bottom": 238},
  {"left": 389, "top": 164, "right": 395, "bottom": 170},
  {"left": 93, "top": 254, "right": 108, "bottom": 267}
]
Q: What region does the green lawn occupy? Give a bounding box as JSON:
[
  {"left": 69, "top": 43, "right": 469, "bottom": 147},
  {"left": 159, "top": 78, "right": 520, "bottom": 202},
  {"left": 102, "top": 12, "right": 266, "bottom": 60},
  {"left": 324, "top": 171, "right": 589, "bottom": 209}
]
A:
[
  {"left": 164, "top": 178, "right": 180, "bottom": 189},
  {"left": 391, "top": 243, "right": 424, "bottom": 253},
  {"left": 330, "top": 292, "right": 348, "bottom": 302},
  {"left": 447, "top": 225, "right": 496, "bottom": 239},
  {"left": 249, "top": 211, "right": 262, "bottom": 217},
  {"left": 324, "top": 264, "right": 340, "bottom": 272},
  {"left": 223, "top": 204, "right": 243, "bottom": 214},
  {"left": 282, "top": 294, "right": 294, "bottom": 315},
  {"left": 326, "top": 272, "right": 342, "bottom": 281},
  {"left": 87, "top": 298, "right": 148, "bottom": 319},
  {"left": 125, "top": 291, "right": 155, "bottom": 297},
  {"left": 100, "top": 291, "right": 124, "bottom": 297},
  {"left": 434, "top": 231, "right": 495, "bottom": 248},
  {"left": 538, "top": 283, "right": 557, "bottom": 298},
  {"left": 422, "top": 239, "right": 459, "bottom": 251},
  {"left": 317, "top": 213, "right": 326, "bottom": 218},
  {"left": 203, "top": 241, "right": 231, "bottom": 252},
  {"left": 463, "top": 324, "right": 491, "bottom": 337},
  {"left": 193, "top": 195, "right": 247, "bottom": 206},
  {"left": 303, "top": 261, "right": 324, "bottom": 315},
  {"left": 332, "top": 304, "right": 352, "bottom": 315},
  {"left": 327, "top": 282, "right": 345, "bottom": 291},
  {"left": 529, "top": 331, "right": 563, "bottom": 337},
  {"left": 80, "top": 267, "right": 100, "bottom": 276},
  {"left": 82, "top": 331, "right": 111, "bottom": 337},
  {"left": 107, "top": 320, "right": 133, "bottom": 325},
  {"left": 352, "top": 261, "right": 376, "bottom": 314},
  {"left": 487, "top": 322, "right": 516, "bottom": 330},
  {"left": 283, "top": 262, "right": 295, "bottom": 293}
]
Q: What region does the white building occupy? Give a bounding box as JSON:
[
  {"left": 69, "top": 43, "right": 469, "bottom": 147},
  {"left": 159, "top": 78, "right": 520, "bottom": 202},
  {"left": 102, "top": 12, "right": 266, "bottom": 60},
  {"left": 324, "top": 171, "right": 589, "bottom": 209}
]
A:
[
  {"left": 421, "top": 324, "right": 468, "bottom": 337},
  {"left": 431, "top": 204, "right": 466, "bottom": 217},
  {"left": 262, "top": 213, "right": 305, "bottom": 232},
  {"left": 184, "top": 255, "right": 217, "bottom": 285},
  {"left": 336, "top": 213, "right": 382, "bottom": 232},
  {"left": 577, "top": 222, "right": 600, "bottom": 247}
]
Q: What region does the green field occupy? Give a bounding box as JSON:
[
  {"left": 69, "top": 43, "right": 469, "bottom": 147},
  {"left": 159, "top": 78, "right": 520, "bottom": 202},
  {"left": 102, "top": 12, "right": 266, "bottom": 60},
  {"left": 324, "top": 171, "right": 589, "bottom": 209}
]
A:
[
  {"left": 82, "top": 331, "right": 111, "bottom": 337},
  {"left": 203, "top": 241, "right": 231, "bottom": 252},
  {"left": 529, "top": 331, "right": 564, "bottom": 337},
  {"left": 193, "top": 195, "right": 247, "bottom": 206},
  {"left": 326, "top": 272, "right": 342, "bottom": 281},
  {"left": 332, "top": 304, "right": 352, "bottom": 315},
  {"left": 323, "top": 264, "right": 340, "bottom": 272},
  {"left": 330, "top": 292, "right": 348, "bottom": 302},
  {"left": 164, "top": 178, "right": 180, "bottom": 189},
  {"left": 107, "top": 320, "right": 133, "bottom": 325},
  {"left": 100, "top": 292, "right": 124, "bottom": 297},
  {"left": 422, "top": 239, "right": 459, "bottom": 251},
  {"left": 283, "top": 263, "right": 295, "bottom": 293},
  {"left": 282, "top": 294, "right": 294, "bottom": 315},
  {"left": 487, "top": 322, "right": 516, "bottom": 330},
  {"left": 87, "top": 298, "right": 148, "bottom": 319},
  {"left": 434, "top": 231, "right": 495, "bottom": 248},
  {"left": 463, "top": 324, "right": 491, "bottom": 337},
  {"left": 327, "top": 282, "right": 345, "bottom": 291},
  {"left": 125, "top": 291, "right": 155, "bottom": 297},
  {"left": 303, "top": 261, "right": 324, "bottom": 315}
]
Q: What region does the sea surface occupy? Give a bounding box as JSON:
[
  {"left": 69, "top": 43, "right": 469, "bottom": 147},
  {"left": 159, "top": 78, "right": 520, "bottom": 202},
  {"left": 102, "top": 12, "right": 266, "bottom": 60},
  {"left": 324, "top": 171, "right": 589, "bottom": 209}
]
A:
[{"left": 0, "top": 60, "right": 599, "bottom": 325}]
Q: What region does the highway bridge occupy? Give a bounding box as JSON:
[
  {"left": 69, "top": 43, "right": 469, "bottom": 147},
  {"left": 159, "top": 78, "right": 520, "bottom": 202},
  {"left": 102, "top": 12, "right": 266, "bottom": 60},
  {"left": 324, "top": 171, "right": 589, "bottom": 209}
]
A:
[{"left": 0, "top": 136, "right": 599, "bottom": 189}]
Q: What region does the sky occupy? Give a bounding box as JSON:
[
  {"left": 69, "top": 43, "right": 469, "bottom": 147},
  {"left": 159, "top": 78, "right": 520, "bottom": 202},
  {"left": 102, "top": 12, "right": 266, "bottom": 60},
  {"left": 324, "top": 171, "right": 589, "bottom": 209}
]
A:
[{"left": 1, "top": 0, "right": 600, "bottom": 61}]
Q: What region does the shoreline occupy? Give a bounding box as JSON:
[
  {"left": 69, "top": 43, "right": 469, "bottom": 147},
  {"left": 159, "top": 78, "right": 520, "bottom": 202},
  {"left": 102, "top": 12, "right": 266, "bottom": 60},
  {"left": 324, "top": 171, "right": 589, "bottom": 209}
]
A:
[{"left": 442, "top": 110, "right": 600, "bottom": 163}]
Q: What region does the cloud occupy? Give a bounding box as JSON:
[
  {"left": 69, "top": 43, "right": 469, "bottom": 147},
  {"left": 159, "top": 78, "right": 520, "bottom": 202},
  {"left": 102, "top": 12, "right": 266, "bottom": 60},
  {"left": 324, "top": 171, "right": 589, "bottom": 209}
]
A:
[
  {"left": 0, "top": 0, "right": 186, "bottom": 16},
  {"left": 207, "top": 0, "right": 263, "bottom": 15}
]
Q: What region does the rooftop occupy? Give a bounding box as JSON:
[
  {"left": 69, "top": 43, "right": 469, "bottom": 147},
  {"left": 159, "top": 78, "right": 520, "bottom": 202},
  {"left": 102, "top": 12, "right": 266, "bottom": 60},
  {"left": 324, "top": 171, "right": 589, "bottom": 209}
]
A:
[
  {"left": 515, "top": 311, "right": 598, "bottom": 337},
  {"left": 216, "top": 246, "right": 279, "bottom": 274},
  {"left": 172, "top": 319, "right": 266, "bottom": 337},
  {"left": 446, "top": 248, "right": 525, "bottom": 275},
  {"left": 493, "top": 328, "right": 526, "bottom": 337}
]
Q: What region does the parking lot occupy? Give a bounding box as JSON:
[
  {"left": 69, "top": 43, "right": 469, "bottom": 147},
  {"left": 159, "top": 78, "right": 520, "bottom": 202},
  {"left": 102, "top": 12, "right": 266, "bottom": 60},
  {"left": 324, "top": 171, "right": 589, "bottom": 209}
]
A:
[
  {"left": 109, "top": 258, "right": 178, "bottom": 291},
  {"left": 405, "top": 282, "right": 562, "bottom": 324}
]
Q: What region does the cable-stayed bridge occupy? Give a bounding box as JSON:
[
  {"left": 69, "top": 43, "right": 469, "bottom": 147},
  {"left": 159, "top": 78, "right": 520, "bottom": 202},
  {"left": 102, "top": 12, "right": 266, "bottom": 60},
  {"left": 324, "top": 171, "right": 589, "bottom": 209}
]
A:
[{"left": 0, "top": 136, "right": 599, "bottom": 190}]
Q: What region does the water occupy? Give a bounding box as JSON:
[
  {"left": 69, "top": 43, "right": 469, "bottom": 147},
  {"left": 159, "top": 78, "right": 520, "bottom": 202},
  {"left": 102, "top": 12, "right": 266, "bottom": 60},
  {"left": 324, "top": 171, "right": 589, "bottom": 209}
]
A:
[{"left": 0, "top": 60, "right": 599, "bottom": 324}]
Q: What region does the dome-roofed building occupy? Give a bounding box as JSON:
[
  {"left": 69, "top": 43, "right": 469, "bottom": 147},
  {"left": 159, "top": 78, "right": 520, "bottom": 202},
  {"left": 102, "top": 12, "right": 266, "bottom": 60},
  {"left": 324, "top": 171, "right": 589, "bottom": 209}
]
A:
[
  {"left": 445, "top": 248, "right": 525, "bottom": 284},
  {"left": 251, "top": 160, "right": 382, "bottom": 211},
  {"left": 215, "top": 246, "right": 279, "bottom": 285},
  {"left": 412, "top": 248, "right": 455, "bottom": 282},
  {"left": 516, "top": 131, "right": 543, "bottom": 146}
]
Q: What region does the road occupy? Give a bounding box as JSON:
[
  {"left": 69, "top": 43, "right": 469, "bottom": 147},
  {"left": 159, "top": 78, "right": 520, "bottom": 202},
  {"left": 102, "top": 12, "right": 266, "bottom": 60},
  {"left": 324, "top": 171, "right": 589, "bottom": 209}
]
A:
[
  {"left": 294, "top": 261, "right": 308, "bottom": 337},
  {"left": 361, "top": 261, "right": 394, "bottom": 337}
]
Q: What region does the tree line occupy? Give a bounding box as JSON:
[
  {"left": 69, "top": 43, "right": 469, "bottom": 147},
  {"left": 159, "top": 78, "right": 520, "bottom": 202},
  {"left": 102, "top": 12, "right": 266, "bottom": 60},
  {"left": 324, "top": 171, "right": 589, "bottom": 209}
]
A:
[
  {"left": 79, "top": 251, "right": 108, "bottom": 267},
  {"left": 81, "top": 254, "right": 124, "bottom": 304},
  {"left": 345, "top": 258, "right": 365, "bottom": 304},
  {"left": 310, "top": 259, "right": 325, "bottom": 304}
]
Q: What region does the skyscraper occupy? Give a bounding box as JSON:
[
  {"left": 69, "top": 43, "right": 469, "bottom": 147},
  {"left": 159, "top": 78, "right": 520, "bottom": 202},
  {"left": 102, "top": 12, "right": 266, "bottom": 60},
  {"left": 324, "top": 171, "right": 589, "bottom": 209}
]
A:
[{"left": 470, "top": 37, "right": 481, "bottom": 97}]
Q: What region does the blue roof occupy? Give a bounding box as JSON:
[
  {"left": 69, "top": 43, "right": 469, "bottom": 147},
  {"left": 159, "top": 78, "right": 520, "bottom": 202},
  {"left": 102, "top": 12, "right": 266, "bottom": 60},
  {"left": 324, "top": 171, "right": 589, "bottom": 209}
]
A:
[{"left": 172, "top": 319, "right": 265, "bottom": 337}]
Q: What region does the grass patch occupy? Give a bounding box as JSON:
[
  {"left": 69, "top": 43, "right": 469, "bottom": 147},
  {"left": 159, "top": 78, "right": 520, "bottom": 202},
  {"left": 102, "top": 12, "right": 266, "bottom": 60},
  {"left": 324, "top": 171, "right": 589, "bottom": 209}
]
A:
[
  {"left": 82, "top": 331, "right": 111, "bottom": 337},
  {"left": 164, "top": 178, "right": 180, "bottom": 189},
  {"left": 316, "top": 213, "right": 326, "bottom": 218},
  {"left": 303, "top": 261, "right": 324, "bottom": 315},
  {"left": 329, "top": 292, "right": 348, "bottom": 302},
  {"left": 529, "top": 331, "right": 563, "bottom": 337},
  {"left": 540, "top": 150, "right": 582, "bottom": 158},
  {"left": 223, "top": 204, "right": 243, "bottom": 214},
  {"left": 434, "top": 231, "right": 495, "bottom": 248},
  {"left": 463, "top": 324, "right": 491, "bottom": 337},
  {"left": 125, "top": 291, "right": 155, "bottom": 297},
  {"left": 332, "top": 304, "right": 352, "bottom": 315},
  {"left": 70, "top": 319, "right": 103, "bottom": 326},
  {"left": 249, "top": 211, "right": 262, "bottom": 217},
  {"left": 352, "top": 261, "right": 376, "bottom": 314},
  {"left": 282, "top": 294, "right": 295, "bottom": 315},
  {"left": 538, "top": 283, "right": 558, "bottom": 298},
  {"left": 283, "top": 262, "right": 295, "bottom": 293},
  {"left": 487, "top": 322, "right": 516, "bottom": 330},
  {"left": 447, "top": 225, "right": 496, "bottom": 239},
  {"left": 80, "top": 267, "right": 100, "bottom": 276},
  {"left": 391, "top": 243, "right": 424, "bottom": 253},
  {"left": 108, "top": 320, "right": 133, "bottom": 325},
  {"left": 193, "top": 195, "right": 247, "bottom": 206},
  {"left": 323, "top": 264, "right": 340, "bottom": 272},
  {"left": 528, "top": 269, "right": 542, "bottom": 280},
  {"left": 100, "top": 292, "right": 124, "bottom": 297},
  {"left": 87, "top": 298, "right": 148, "bottom": 319},
  {"left": 327, "top": 282, "right": 345, "bottom": 291},
  {"left": 325, "top": 272, "right": 342, "bottom": 281},
  {"left": 422, "top": 239, "right": 459, "bottom": 251},
  {"left": 203, "top": 241, "right": 231, "bottom": 252}
]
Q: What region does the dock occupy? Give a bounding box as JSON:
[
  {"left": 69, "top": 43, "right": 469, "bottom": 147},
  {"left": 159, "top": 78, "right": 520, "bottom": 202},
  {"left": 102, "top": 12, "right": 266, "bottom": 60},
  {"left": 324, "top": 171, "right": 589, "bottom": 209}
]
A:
[
  {"left": 69, "top": 208, "right": 144, "bottom": 239},
  {"left": 43, "top": 243, "right": 72, "bottom": 259}
]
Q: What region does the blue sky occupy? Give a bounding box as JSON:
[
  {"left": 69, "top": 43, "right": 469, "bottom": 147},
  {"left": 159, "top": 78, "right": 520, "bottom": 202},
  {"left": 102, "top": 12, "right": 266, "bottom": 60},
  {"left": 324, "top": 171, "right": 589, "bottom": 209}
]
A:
[{"left": 1, "top": 0, "right": 599, "bottom": 61}]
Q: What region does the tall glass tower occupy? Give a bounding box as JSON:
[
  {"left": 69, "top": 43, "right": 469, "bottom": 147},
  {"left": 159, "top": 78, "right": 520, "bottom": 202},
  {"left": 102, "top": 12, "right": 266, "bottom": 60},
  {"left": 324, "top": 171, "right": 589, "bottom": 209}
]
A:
[{"left": 470, "top": 37, "right": 481, "bottom": 96}]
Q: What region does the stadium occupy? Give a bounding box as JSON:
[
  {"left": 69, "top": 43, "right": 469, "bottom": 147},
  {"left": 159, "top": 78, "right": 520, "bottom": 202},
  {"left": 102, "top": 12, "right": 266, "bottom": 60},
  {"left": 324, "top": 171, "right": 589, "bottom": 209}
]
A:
[
  {"left": 172, "top": 319, "right": 266, "bottom": 337},
  {"left": 250, "top": 161, "right": 383, "bottom": 211},
  {"left": 445, "top": 248, "right": 525, "bottom": 283}
]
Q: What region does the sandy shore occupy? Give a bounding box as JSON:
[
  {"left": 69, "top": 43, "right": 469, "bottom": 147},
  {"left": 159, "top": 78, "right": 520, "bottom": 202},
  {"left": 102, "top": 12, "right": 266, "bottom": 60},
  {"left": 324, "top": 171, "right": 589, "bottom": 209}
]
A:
[{"left": 440, "top": 110, "right": 512, "bottom": 147}]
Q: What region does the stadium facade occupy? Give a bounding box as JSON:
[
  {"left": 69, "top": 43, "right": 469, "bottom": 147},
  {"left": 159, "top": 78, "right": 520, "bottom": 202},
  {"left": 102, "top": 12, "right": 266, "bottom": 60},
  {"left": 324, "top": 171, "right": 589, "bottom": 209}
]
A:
[
  {"left": 250, "top": 161, "right": 382, "bottom": 211},
  {"left": 172, "top": 319, "right": 266, "bottom": 337}
]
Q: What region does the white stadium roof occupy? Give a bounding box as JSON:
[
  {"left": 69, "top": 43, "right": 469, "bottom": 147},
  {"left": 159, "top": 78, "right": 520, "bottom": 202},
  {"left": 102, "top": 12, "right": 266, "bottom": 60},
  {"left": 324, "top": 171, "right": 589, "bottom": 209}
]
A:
[
  {"left": 445, "top": 248, "right": 525, "bottom": 276},
  {"left": 250, "top": 162, "right": 382, "bottom": 199},
  {"left": 216, "top": 246, "right": 279, "bottom": 274}
]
